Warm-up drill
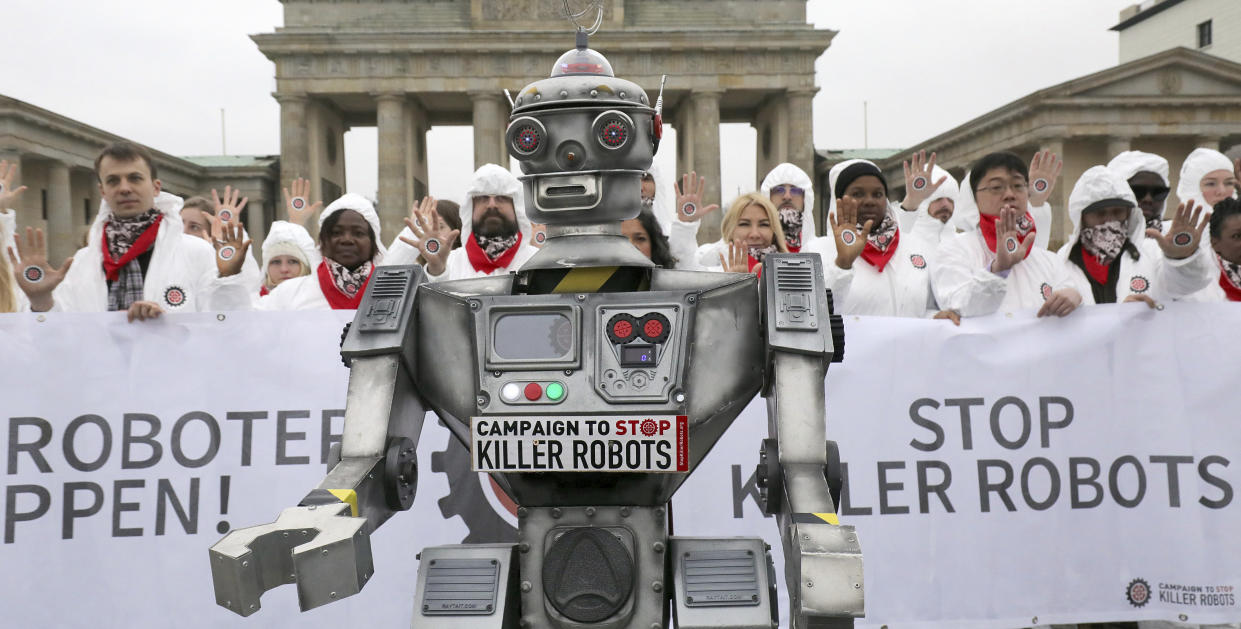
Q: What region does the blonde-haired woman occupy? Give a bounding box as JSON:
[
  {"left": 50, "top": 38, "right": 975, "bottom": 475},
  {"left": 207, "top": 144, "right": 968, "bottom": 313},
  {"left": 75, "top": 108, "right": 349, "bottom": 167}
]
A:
[
  {"left": 717, "top": 192, "right": 788, "bottom": 273},
  {"left": 1, "top": 159, "right": 28, "bottom": 313}
]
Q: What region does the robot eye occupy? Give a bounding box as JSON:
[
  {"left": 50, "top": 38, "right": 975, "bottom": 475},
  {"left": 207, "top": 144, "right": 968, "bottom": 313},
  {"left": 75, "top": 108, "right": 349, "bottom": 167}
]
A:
[
  {"left": 507, "top": 117, "right": 547, "bottom": 159},
  {"left": 592, "top": 110, "right": 633, "bottom": 151}
]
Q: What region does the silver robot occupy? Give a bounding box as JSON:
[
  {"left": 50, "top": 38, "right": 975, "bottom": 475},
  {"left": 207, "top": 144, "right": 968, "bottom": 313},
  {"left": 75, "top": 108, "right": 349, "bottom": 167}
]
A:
[{"left": 209, "top": 29, "right": 862, "bottom": 629}]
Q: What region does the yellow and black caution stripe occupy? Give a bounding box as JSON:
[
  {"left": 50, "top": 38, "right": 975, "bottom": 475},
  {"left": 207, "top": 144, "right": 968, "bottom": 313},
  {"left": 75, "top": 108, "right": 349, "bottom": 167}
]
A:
[
  {"left": 791, "top": 512, "right": 840, "bottom": 526},
  {"left": 523, "top": 266, "right": 648, "bottom": 294},
  {"left": 298, "top": 488, "right": 360, "bottom": 517}
]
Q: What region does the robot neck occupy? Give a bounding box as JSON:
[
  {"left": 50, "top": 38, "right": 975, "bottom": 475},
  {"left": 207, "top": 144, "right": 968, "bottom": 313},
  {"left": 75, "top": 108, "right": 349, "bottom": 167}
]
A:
[{"left": 517, "top": 220, "right": 655, "bottom": 277}]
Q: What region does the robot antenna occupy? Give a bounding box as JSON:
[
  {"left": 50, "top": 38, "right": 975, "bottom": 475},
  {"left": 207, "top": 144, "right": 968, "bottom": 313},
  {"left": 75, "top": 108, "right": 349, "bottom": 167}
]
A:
[{"left": 562, "top": 0, "right": 605, "bottom": 35}]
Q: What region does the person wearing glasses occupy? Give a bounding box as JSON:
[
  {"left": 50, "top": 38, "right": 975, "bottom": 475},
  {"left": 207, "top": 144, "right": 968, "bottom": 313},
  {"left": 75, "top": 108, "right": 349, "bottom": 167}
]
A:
[
  {"left": 1056, "top": 166, "right": 1211, "bottom": 308},
  {"left": 1107, "top": 151, "right": 1172, "bottom": 233},
  {"left": 931, "top": 152, "right": 1083, "bottom": 318}
]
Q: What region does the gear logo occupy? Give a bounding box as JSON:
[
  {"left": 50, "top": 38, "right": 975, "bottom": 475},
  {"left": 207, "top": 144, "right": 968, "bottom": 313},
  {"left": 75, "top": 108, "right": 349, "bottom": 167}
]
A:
[
  {"left": 431, "top": 428, "right": 518, "bottom": 544},
  {"left": 1126, "top": 578, "right": 1151, "bottom": 608},
  {"left": 912, "top": 176, "right": 928, "bottom": 191},
  {"left": 164, "top": 285, "right": 187, "bottom": 308},
  {"left": 910, "top": 254, "right": 926, "bottom": 269},
  {"left": 1172, "top": 232, "right": 1193, "bottom": 247},
  {"left": 640, "top": 418, "right": 658, "bottom": 437},
  {"left": 1130, "top": 276, "right": 1150, "bottom": 294},
  {"left": 424, "top": 238, "right": 441, "bottom": 254},
  {"left": 22, "top": 266, "right": 44, "bottom": 283},
  {"left": 1033, "top": 178, "right": 1049, "bottom": 193},
  {"left": 291, "top": 196, "right": 307, "bottom": 210}
]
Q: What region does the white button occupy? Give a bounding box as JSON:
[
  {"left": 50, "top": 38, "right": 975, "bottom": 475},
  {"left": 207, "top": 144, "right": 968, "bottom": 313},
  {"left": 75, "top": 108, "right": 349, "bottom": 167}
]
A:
[{"left": 501, "top": 383, "right": 522, "bottom": 402}]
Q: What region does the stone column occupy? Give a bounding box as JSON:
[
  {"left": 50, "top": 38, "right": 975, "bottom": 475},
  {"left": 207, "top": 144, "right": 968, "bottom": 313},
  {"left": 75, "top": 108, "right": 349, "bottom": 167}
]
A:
[
  {"left": 786, "top": 88, "right": 818, "bottom": 189},
  {"left": 46, "top": 161, "right": 73, "bottom": 265},
  {"left": 376, "top": 93, "right": 409, "bottom": 244},
  {"left": 753, "top": 95, "right": 789, "bottom": 185},
  {"left": 471, "top": 92, "right": 508, "bottom": 170},
  {"left": 690, "top": 90, "right": 723, "bottom": 243},
  {"left": 276, "top": 93, "right": 310, "bottom": 192},
  {"left": 406, "top": 98, "right": 430, "bottom": 205},
  {"left": 1039, "top": 138, "right": 1069, "bottom": 247},
  {"left": 1195, "top": 136, "right": 1222, "bottom": 150},
  {"left": 246, "top": 198, "right": 267, "bottom": 263},
  {"left": 1106, "top": 137, "right": 1131, "bottom": 159}
]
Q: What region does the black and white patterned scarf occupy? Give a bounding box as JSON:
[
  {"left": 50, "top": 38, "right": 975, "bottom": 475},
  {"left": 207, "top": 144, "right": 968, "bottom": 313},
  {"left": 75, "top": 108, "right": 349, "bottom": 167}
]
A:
[
  {"left": 777, "top": 206, "right": 804, "bottom": 250},
  {"left": 866, "top": 214, "right": 898, "bottom": 252},
  {"left": 324, "top": 258, "right": 373, "bottom": 299},
  {"left": 1219, "top": 253, "right": 1241, "bottom": 291},
  {"left": 1146, "top": 215, "right": 1162, "bottom": 232},
  {"left": 475, "top": 233, "right": 519, "bottom": 260},
  {"left": 1080, "top": 220, "right": 1128, "bottom": 265},
  {"left": 104, "top": 209, "right": 160, "bottom": 311}
]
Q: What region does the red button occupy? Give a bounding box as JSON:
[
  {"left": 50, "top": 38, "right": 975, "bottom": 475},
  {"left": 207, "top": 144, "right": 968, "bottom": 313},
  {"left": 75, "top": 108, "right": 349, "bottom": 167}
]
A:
[
  {"left": 613, "top": 320, "right": 633, "bottom": 339},
  {"left": 643, "top": 319, "right": 663, "bottom": 338},
  {"left": 524, "top": 382, "right": 543, "bottom": 401}
]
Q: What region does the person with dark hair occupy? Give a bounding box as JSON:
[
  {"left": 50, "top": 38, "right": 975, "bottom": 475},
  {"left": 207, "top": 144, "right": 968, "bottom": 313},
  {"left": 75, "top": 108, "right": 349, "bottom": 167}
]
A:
[
  {"left": 621, "top": 208, "right": 676, "bottom": 269},
  {"left": 180, "top": 196, "right": 216, "bottom": 241},
  {"left": 1057, "top": 166, "right": 1211, "bottom": 307},
  {"left": 949, "top": 151, "right": 1060, "bottom": 251},
  {"left": 1209, "top": 197, "right": 1241, "bottom": 301},
  {"left": 804, "top": 159, "right": 954, "bottom": 320},
  {"left": 258, "top": 193, "right": 385, "bottom": 310},
  {"left": 932, "top": 151, "right": 1083, "bottom": 318},
  {"left": 9, "top": 142, "right": 251, "bottom": 320},
  {"left": 1108, "top": 150, "right": 1172, "bottom": 233}
]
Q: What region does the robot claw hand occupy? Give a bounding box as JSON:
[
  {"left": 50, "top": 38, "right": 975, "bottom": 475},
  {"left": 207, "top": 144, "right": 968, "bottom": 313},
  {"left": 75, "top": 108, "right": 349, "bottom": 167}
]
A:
[{"left": 208, "top": 503, "right": 374, "bottom": 617}]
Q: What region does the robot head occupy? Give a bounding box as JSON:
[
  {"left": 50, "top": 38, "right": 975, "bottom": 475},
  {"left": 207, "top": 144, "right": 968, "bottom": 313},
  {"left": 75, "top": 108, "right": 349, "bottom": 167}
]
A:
[{"left": 508, "top": 31, "right": 659, "bottom": 226}]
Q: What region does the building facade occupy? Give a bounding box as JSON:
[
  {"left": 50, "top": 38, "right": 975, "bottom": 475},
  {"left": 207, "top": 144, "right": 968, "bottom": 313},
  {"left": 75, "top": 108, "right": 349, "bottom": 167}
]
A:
[
  {"left": 1115, "top": 0, "right": 1241, "bottom": 64},
  {"left": 253, "top": 0, "right": 833, "bottom": 243},
  {"left": 0, "top": 95, "right": 278, "bottom": 264}
]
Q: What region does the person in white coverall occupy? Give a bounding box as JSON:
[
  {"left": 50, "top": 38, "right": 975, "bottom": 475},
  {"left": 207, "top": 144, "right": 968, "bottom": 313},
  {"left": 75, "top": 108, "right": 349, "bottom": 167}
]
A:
[
  {"left": 932, "top": 151, "right": 1083, "bottom": 318},
  {"left": 949, "top": 151, "right": 1062, "bottom": 252},
  {"left": 674, "top": 163, "right": 819, "bottom": 270},
  {"left": 388, "top": 164, "right": 538, "bottom": 281},
  {"left": 1177, "top": 148, "right": 1237, "bottom": 213},
  {"left": 1107, "top": 150, "right": 1172, "bottom": 233},
  {"left": 8, "top": 143, "right": 251, "bottom": 321},
  {"left": 1057, "top": 165, "right": 1211, "bottom": 307},
  {"left": 802, "top": 159, "right": 956, "bottom": 321},
  {"left": 257, "top": 193, "right": 386, "bottom": 310},
  {"left": 259, "top": 220, "right": 320, "bottom": 296}
]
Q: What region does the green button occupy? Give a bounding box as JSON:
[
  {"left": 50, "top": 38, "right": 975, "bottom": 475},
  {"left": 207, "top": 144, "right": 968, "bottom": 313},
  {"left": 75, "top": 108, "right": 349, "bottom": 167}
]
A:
[{"left": 546, "top": 382, "right": 565, "bottom": 401}]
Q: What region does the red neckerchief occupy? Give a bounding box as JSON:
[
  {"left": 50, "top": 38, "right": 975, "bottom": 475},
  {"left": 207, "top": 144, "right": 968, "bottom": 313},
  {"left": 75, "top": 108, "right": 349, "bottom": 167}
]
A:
[
  {"left": 859, "top": 227, "right": 900, "bottom": 273},
  {"left": 786, "top": 244, "right": 801, "bottom": 254},
  {"left": 259, "top": 285, "right": 270, "bottom": 297},
  {"left": 465, "top": 230, "right": 523, "bottom": 274},
  {"left": 101, "top": 214, "right": 163, "bottom": 281},
  {"left": 316, "top": 260, "right": 372, "bottom": 309},
  {"left": 1081, "top": 251, "right": 1111, "bottom": 285},
  {"left": 978, "top": 211, "right": 1036, "bottom": 260}
]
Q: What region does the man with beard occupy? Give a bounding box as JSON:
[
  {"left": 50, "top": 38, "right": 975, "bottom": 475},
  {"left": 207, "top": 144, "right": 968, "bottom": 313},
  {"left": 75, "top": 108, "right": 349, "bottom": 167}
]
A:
[
  {"left": 257, "top": 193, "right": 386, "bottom": 310},
  {"left": 8, "top": 142, "right": 251, "bottom": 320},
  {"left": 397, "top": 164, "right": 537, "bottom": 281}
]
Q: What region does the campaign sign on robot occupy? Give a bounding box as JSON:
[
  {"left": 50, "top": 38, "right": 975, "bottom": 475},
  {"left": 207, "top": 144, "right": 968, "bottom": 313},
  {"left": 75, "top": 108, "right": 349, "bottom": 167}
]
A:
[{"left": 470, "top": 415, "right": 689, "bottom": 472}]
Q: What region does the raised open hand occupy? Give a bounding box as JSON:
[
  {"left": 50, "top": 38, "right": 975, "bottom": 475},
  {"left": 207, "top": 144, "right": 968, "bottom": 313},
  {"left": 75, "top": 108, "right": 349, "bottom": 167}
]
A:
[
  {"left": 1148, "top": 199, "right": 1209, "bottom": 260},
  {"left": 212, "top": 219, "right": 251, "bottom": 278},
  {"left": 1028, "top": 150, "right": 1063, "bottom": 207},
  {"left": 282, "top": 177, "right": 321, "bottom": 226},
  {"left": 9, "top": 227, "right": 73, "bottom": 311},
  {"left": 674, "top": 171, "right": 720, "bottom": 223},
  {"left": 991, "top": 206, "right": 1035, "bottom": 274},
  {"left": 718, "top": 239, "right": 750, "bottom": 273},
  {"left": 829, "top": 196, "right": 874, "bottom": 270},
  {"left": 399, "top": 197, "right": 457, "bottom": 276},
  {"left": 212, "top": 186, "right": 249, "bottom": 225},
  {"left": 0, "top": 159, "right": 28, "bottom": 209},
  {"left": 900, "top": 150, "right": 946, "bottom": 211}
]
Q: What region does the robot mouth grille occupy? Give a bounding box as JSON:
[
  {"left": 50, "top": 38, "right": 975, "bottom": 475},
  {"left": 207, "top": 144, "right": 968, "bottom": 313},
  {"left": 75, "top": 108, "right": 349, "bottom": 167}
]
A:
[{"left": 547, "top": 185, "right": 588, "bottom": 197}]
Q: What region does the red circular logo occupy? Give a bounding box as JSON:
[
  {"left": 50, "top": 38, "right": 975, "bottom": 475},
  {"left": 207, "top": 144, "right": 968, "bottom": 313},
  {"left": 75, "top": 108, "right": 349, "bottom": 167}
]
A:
[
  {"left": 601, "top": 121, "right": 628, "bottom": 147},
  {"left": 1033, "top": 178, "right": 1049, "bottom": 193},
  {"left": 912, "top": 176, "right": 927, "bottom": 191},
  {"left": 613, "top": 320, "right": 633, "bottom": 339},
  {"left": 1129, "top": 276, "right": 1149, "bottom": 293},
  {"left": 910, "top": 254, "right": 926, "bottom": 269},
  {"left": 643, "top": 319, "right": 664, "bottom": 339},
  {"left": 219, "top": 209, "right": 233, "bottom": 223},
  {"left": 516, "top": 127, "right": 540, "bottom": 152},
  {"left": 640, "top": 419, "right": 658, "bottom": 437},
  {"left": 1040, "top": 283, "right": 1053, "bottom": 301},
  {"left": 291, "top": 197, "right": 306, "bottom": 210},
  {"left": 841, "top": 230, "right": 857, "bottom": 246},
  {"left": 1172, "top": 232, "right": 1193, "bottom": 247},
  {"left": 425, "top": 239, "right": 440, "bottom": 254},
  {"left": 218, "top": 246, "right": 235, "bottom": 261},
  {"left": 164, "top": 286, "right": 187, "bottom": 307},
  {"left": 23, "top": 266, "right": 44, "bottom": 283},
  {"left": 534, "top": 231, "right": 546, "bottom": 244},
  {"left": 681, "top": 202, "right": 697, "bottom": 217}
]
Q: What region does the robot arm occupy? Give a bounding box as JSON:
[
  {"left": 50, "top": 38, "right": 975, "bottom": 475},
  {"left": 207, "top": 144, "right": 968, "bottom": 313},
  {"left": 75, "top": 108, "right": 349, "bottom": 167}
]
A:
[
  {"left": 209, "top": 266, "right": 428, "bottom": 616},
  {"left": 758, "top": 254, "right": 864, "bottom": 628}
]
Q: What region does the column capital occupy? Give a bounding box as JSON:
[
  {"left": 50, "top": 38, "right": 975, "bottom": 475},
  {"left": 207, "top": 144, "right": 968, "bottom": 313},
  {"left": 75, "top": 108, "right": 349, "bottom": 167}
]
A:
[
  {"left": 786, "top": 86, "right": 819, "bottom": 97},
  {"left": 1194, "top": 136, "right": 1222, "bottom": 150},
  {"left": 272, "top": 92, "right": 308, "bottom": 104},
  {"left": 469, "top": 90, "right": 507, "bottom": 103},
  {"left": 689, "top": 88, "right": 725, "bottom": 101},
  {"left": 372, "top": 91, "right": 408, "bottom": 104}
]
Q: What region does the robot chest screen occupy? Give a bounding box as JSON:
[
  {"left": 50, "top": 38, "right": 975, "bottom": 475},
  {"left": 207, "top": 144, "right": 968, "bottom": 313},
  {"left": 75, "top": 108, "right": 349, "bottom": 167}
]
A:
[{"left": 468, "top": 291, "right": 692, "bottom": 474}]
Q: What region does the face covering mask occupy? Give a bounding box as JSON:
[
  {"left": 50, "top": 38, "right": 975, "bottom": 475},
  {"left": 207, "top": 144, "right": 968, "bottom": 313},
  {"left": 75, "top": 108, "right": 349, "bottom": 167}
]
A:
[{"left": 1080, "top": 219, "right": 1128, "bottom": 264}]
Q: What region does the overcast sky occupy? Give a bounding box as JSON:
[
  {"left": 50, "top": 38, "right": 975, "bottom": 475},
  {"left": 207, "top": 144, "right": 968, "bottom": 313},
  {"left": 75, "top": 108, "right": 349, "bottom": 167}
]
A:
[{"left": 2, "top": 0, "right": 1135, "bottom": 203}]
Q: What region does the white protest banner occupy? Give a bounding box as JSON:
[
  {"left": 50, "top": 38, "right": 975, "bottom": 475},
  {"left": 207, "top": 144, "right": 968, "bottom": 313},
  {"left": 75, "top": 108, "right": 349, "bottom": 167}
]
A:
[{"left": 2, "top": 304, "right": 1239, "bottom": 628}]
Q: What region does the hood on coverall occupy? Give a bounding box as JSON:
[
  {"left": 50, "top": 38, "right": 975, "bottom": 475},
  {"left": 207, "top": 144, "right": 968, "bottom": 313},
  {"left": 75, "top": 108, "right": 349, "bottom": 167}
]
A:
[
  {"left": 319, "top": 192, "right": 387, "bottom": 260},
  {"left": 1107, "top": 150, "right": 1170, "bottom": 220},
  {"left": 1066, "top": 165, "right": 1143, "bottom": 247},
  {"left": 760, "top": 162, "right": 818, "bottom": 247},
  {"left": 1177, "top": 147, "right": 1236, "bottom": 211},
  {"left": 459, "top": 164, "right": 532, "bottom": 244}
]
